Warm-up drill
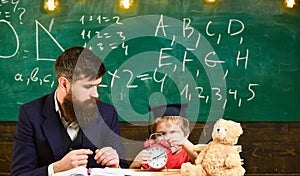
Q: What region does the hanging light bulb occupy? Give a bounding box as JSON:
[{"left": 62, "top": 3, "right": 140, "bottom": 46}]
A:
[
  {"left": 44, "top": 0, "right": 59, "bottom": 12},
  {"left": 285, "top": 0, "right": 297, "bottom": 8},
  {"left": 203, "top": 0, "right": 219, "bottom": 5},
  {"left": 119, "top": 0, "right": 134, "bottom": 10}
]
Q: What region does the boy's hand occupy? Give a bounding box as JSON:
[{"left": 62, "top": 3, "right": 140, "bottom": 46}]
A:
[
  {"left": 135, "top": 149, "right": 151, "bottom": 165},
  {"left": 168, "top": 135, "right": 188, "bottom": 147}
]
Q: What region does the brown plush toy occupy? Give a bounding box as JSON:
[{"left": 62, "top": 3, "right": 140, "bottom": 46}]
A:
[{"left": 181, "top": 118, "right": 245, "bottom": 176}]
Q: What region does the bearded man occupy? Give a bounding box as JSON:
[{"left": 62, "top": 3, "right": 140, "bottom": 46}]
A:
[{"left": 11, "top": 46, "right": 128, "bottom": 176}]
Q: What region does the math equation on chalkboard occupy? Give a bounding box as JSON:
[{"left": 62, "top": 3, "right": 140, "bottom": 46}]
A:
[{"left": 1, "top": 2, "right": 263, "bottom": 121}]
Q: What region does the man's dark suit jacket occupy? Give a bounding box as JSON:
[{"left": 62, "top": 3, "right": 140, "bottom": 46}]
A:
[{"left": 11, "top": 92, "right": 128, "bottom": 176}]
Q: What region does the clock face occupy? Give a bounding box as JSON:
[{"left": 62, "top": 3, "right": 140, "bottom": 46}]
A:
[{"left": 147, "top": 146, "right": 168, "bottom": 170}]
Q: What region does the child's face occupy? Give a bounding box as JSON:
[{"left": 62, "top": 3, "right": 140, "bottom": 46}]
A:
[
  {"left": 156, "top": 121, "right": 184, "bottom": 139},
  {"left": 155, "top": 120, "right": 187, "bottom": 153}
]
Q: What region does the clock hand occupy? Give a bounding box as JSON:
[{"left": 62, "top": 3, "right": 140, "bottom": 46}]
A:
[{"left": 152, "top": 152, "right": 165, "bottom": 160}]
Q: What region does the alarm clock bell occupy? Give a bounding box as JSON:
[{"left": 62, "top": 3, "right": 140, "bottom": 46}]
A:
[{"left": 142, "top": 133, "right": 172, "bottom": 170}]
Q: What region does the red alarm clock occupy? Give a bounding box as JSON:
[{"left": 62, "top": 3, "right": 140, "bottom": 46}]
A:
[{"left": 142, "top": 133, "right": 172, "bottom": 170}]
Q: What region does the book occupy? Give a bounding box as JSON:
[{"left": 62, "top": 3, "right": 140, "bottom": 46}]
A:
[{"left": 53, "top": 167, "right": 153, "bottom": 176}]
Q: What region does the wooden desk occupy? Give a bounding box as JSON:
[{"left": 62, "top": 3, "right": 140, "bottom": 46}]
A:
[
  {"left": 131, "top": 169, "right": 181, "bottom": 176},
  {"left": 53, "top": 167, "right": 181, "bottom": 176}
]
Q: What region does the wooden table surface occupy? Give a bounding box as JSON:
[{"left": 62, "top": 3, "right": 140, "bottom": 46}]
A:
[{"left": 131, "top": 169, "right": 181, "bottom": 176}]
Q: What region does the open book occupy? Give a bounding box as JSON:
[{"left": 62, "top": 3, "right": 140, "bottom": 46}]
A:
[{"left": 53, "top": 167, "right": 153, "bottom": 176}]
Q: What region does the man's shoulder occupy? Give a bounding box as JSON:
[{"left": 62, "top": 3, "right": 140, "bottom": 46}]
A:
[
  {"left": 18, "top": 93, "right": 55, "bottom": 123},
  {"left": 21, "top": 92, "right": 54, "bottom": 109},
  {"left": 97, "top": 101, "right": 118, "bottom": 119},
  {"left": 97, "top": 101, "right": 116, "bottom": 110}
]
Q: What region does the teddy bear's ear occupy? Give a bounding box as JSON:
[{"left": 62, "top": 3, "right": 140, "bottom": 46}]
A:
[
  {"left": 214, "top": 118, "right": 224, "bottom": 126},
  {"left": 230, "top": 121, "right": 243, "bottom": 138},
  {"left": 217, "top": 118, "right": 243, "bottom": 136},
  {"left": 217, "top": 118, "right": 225, "bottom": 123}
]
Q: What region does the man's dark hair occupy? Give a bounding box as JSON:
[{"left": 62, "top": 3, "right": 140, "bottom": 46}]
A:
[{"left": 54, "top": 46, "right": 106, "bottom": 81}]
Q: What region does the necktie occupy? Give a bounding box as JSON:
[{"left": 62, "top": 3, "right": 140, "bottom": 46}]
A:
[{"left": 67, "top": 122, "right": 79, "bottom": 141}]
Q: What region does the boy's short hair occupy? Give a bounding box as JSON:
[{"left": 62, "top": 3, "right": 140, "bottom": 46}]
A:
[{"left": 151, "top": 116, "right": 190, "bottom": 136}]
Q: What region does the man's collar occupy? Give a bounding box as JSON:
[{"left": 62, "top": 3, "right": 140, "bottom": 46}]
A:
[
  {"left": 54, "top": 91, "right": 61, "bottom": 114},
  {"left": 54, "top": 91, "right": 78, "bottom": 128}
]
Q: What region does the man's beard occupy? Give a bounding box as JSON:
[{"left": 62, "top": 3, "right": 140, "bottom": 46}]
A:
[{"left": 62, "top": 91, "right": 99, "bottom": 127}]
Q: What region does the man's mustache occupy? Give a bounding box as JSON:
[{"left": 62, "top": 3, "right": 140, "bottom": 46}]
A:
[{"left": 82, "top": 97, "right": 100, "bottom": 104}]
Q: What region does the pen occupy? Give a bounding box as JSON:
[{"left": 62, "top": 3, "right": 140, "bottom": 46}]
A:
[{"left": 87, "top": 168, "right": 92, "bottom": 175}]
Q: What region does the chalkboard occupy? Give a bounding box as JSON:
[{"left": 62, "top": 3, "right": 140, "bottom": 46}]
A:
[{"left": 1, "top": 0, "right": 299, "bottom": 122}]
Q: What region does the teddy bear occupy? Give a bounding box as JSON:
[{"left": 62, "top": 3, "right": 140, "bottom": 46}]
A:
[{"left": 181, "top": 118, "right": 245, "bottom": 176}]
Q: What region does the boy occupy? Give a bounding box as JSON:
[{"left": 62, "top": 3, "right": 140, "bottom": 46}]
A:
[{"left": 130, "top": 104, "right": 197, "bottom": 169}]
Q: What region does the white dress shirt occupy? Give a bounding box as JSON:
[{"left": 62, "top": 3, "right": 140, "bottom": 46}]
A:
[{"left": 48, "top": 92, "right": 80, "bottom": 175}]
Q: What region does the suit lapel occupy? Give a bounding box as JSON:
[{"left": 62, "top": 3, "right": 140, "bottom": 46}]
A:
[{"left": 41, "top": 93, "right": 64, "bottom": 160}]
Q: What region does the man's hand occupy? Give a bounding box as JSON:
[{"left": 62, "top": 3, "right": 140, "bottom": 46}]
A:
[
  {"left": 53, "top": 149, "right": 93, "bottom": 173},
  {"left": 94, "top": 147, "right": 119, "bottom": 168}
]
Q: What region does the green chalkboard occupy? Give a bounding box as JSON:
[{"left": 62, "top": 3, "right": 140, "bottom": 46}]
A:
[{"left": 1, "top": 0, "right": 299, "bottom": 122}]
